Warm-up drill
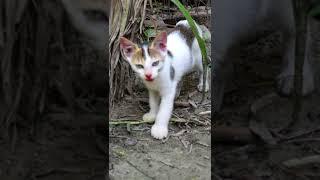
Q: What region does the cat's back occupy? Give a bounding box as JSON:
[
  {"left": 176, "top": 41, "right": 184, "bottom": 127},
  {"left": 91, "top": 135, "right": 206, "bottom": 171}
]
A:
[
  {"left": 167, "top": 20, "right": 203, "bottom": 56},
  {"left": 167, "top": 20, "right": 200, "bottom": 75},
  {"left": 167, "top": 27, "right": 191, "bottom": 56},
  {"left": 167, "top": 22, "right": 193, "bottom": 61}
]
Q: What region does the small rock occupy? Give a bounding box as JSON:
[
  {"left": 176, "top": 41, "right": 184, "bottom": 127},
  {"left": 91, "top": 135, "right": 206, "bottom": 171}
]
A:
[{"left": 125, "top": 138, "right": 138, "bottom": 146}]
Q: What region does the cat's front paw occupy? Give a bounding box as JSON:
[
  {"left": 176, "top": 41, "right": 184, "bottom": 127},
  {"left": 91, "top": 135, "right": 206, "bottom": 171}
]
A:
[
  {"left": 143, "top": 112, "right": 156, "bottom": 121},
  {"left": 151, "top": 124, "right": 168, "bottom": 139},
  {"left": 197, "top": 82, "right": 209, "bottom": 92}
]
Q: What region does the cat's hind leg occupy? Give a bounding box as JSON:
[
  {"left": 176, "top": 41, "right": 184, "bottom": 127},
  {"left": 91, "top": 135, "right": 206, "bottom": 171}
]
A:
[
  {"left": 195, "top": 55, "right": 209, "bottom": 92},
  {"left": 192, "top": 39, "right": 209, "bottom": 92},
  {"left": 175, "top": 80, "right": 183, "bottom": 99}
]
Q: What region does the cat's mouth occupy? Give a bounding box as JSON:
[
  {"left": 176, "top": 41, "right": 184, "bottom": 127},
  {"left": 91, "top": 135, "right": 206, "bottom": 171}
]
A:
[{"left": 145, "top": 77, "right": 154, "bottom": 81}]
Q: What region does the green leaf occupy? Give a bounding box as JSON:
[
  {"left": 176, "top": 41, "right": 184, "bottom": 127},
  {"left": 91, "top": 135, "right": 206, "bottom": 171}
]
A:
[{"left": 144, "top": 28, "right": 157, "bottom": 41}]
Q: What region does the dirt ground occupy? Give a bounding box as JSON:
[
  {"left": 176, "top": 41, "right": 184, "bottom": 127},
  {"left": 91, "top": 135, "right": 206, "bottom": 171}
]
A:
[{"left": 109, "top": 74, "right": 211, "bottom": 180}]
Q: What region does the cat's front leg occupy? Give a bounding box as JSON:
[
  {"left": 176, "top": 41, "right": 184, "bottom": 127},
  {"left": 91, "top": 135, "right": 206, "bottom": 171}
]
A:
[
  {"left": 151, "top": 91, "right": 175, "bottom": 139},
  {"left": 143, "top": 90, "right": 160, "bottom": 121}
]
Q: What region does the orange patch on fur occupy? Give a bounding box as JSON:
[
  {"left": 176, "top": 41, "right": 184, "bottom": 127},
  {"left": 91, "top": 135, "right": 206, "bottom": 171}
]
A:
[
  {"left": 131, "top": 47, "right": 165, "bottom": 65},
  {"left": 148, "top": 48, "right": 164, "bottom": 60},
  {"left": 131, "top": 49, "right": 145, "bottom": 64}
]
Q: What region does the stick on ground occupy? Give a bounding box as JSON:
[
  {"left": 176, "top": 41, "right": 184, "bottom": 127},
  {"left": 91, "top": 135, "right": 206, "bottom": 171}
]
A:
[{"left": 283, "top": 155, "right": 320, "bottom": 168}]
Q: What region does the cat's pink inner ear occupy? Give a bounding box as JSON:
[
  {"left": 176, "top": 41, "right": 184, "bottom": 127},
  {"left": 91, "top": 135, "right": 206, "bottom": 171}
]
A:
[
  {"left": 153, "top": 31, "right": 167, "bottom": 52},
  {"left": 119, "top": 37, "right": 136, "bottom": 60}
]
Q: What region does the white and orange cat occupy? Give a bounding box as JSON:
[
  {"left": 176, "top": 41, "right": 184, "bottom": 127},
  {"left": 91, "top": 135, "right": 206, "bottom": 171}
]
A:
[{"left": 119, "top": 20, "right": 209, "bottom": 139}]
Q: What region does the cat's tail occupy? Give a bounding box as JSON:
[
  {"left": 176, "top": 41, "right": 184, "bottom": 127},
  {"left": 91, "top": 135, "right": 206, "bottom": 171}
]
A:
[
  {"left": 176, "top": 20, "right": 202, "bottom": 36},
  {"left": 175, "top": 20, "right": 211, "bottom": 42}
]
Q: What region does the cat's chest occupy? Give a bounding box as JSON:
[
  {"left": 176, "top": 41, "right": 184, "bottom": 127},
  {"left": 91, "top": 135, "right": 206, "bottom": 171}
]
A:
[
  {"left": 143, "top": 79, "right": 172, "bottom": 93},
  {"left": 144, "top": 81, "right": 160, "bottom": 91}
]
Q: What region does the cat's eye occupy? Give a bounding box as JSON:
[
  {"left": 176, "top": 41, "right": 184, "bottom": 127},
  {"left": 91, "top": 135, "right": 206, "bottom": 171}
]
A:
[
  {"left": 136, "top": 64, "right": 144, "bottom": 69},
  {"left": 152, "top": 61, "right": 159, "bottom": 66}
]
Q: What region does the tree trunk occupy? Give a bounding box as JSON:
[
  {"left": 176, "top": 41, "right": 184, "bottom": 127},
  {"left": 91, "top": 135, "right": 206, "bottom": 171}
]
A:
[
  {"left": 109, "top": 0, "right": 147, "bottom": 107},
  {"left": 291, "top": 0, "right": 310, "bottom": 127}
]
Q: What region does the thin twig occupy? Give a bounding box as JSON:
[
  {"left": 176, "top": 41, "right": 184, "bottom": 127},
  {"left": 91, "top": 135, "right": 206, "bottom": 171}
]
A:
[
  {"left": 199, "top": 110, "right": 211, "bottom": 115},
  {"left": 215, "top": 145, "right": 252, "bottom": 158},
  {"left": 283, "top": 155, "right": 320, "bottom": 168},
  {"left": 156, "top": 159, "right": 177, "bottom": 169},
  {"left": 269, "top": 159, "right": 309, "bottom": 180},
  {"left": 280, "top": 127, "right": 320, "bottom": 141},
  {"left": 196, "top": 141, "right": 209, "bottom": 147},
  {"left": 212, "top": 173, "right": 223, "bottom": 180},
  {"left": 148, "top": 0, "right": 153, "bottom": 12},
  {"left": 35, "top": 168, "right": 89, "bottom": 178},
  {"left": 139, "top": 0, "right": 148, "bottom": 33},
  {"left": 285, "top": 138, "right": 320, "bottom": 144},
  {"left": 171, "top": 129, "right": 187, "bottom": 137},
  {"left": 126, "top": 160, "right": 154, "bottom": 179}
]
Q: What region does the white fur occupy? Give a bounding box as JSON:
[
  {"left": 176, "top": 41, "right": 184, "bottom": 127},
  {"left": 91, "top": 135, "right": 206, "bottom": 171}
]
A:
[
  {"left": 142, "top": 20, "right": 209, "bottom": 139},
  {"left": 121, "top": 20, "right": 209, "bottom": 139}
]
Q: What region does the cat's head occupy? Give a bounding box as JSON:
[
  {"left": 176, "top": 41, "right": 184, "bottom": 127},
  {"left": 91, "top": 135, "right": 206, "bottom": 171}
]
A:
[{"left": 119, "top": 32, "right": 167, "bottom": 82}]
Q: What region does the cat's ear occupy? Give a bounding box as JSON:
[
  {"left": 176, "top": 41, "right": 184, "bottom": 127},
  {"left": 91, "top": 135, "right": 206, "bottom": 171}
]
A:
[
  {"left": 151, "top": 31, "right": 167, "bottom": 54},
  {"left": 119, "top": 37, "right": 138, "bottom": 62}
]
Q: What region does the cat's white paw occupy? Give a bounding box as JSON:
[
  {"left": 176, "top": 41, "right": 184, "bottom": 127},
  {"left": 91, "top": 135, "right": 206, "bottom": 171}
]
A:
[
  {"left": 143, "top": 112, "right": 156, "bottom": 121},
  {"left": 151, "top": 124, "right": 168, "bottom": 139},
  {"left": 197, "top": 82, "right": 209, "bottom": 92}
]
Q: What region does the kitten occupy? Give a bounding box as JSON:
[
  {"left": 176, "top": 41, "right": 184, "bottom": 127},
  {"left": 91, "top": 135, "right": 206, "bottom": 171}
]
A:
[{"left": 119, "top": 20, "right": 209, "bottom": 139}]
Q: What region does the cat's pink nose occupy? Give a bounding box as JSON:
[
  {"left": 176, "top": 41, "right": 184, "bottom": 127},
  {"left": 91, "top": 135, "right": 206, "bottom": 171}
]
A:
[{"left": 145, "top": 74, "right": 152, "bottom": 79}]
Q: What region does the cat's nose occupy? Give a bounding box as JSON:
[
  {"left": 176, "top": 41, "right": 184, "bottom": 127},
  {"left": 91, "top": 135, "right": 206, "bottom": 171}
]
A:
[{"left": 145, "top": 74, "right": 152, "bottom": 79}]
